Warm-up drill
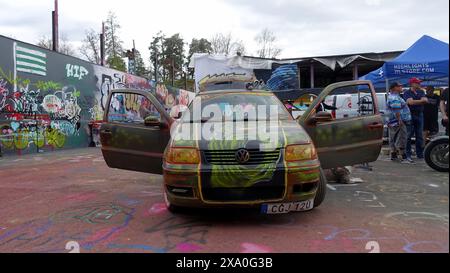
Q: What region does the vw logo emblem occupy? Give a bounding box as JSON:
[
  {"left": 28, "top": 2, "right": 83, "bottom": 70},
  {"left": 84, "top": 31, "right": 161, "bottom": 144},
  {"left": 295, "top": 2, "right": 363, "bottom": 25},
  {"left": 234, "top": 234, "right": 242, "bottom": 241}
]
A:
[{"left": 235, "top": 149, "right": 250, "bottom": 164}]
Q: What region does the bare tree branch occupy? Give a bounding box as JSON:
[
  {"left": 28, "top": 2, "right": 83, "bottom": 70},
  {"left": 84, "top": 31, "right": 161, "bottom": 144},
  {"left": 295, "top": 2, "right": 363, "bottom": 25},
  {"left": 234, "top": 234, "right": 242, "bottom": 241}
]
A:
[
  {"left": 79, "top": 29, "right": 101, "bottom": 64},
  {"left": 255, "top": 28, "right": 282, "bottom": 59},
  {"left": 210, "top": 32, "right": 246, "bottom": 56},
  {"left": 36, "top": 33, "right": 75, "bottom": 56}
]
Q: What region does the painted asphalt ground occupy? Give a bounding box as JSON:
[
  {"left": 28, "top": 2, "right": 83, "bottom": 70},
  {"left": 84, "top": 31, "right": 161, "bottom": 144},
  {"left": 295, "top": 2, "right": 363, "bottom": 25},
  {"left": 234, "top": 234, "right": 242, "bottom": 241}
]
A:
[{"left": 0, "top": 148, "right": 448, "bottom": 253}]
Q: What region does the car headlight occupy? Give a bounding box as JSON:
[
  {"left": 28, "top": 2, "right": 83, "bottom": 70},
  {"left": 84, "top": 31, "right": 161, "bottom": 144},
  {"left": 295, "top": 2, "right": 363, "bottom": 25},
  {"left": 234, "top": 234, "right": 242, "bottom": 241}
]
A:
[
  {"left": 165, "top": 147, "right": 200, "bottom": 164},
  {"left": 285, "top": 144, "right": 317, "bottom": 162}
]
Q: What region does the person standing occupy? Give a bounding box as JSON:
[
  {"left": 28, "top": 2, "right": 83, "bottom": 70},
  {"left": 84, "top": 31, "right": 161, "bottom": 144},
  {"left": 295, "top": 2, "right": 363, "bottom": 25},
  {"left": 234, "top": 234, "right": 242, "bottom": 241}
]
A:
[
  {"left": 441, "top": 88, "right": 449, "bottom": 136},
  {"left": 387, "top": 82, "right": 412, "bottom": 163},
  {"left": 403, "top": 77, "right": 428, "bottom": 162},
  {"left": 423, "top": 86, "right": 440, "bottom": 140}
]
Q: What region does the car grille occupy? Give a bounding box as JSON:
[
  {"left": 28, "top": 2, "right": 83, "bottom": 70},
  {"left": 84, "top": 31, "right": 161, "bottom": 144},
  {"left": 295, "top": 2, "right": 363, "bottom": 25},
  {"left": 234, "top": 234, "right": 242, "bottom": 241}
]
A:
[{"left": 203, "top": 149, "right": 281, "bottom": 165}]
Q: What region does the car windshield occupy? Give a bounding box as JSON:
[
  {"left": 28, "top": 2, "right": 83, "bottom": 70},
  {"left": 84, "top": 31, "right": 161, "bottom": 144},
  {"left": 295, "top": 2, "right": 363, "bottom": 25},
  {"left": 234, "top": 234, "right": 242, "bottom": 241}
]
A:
[{"left": 183, "top": 92, "right": 292, "bottom": 122}]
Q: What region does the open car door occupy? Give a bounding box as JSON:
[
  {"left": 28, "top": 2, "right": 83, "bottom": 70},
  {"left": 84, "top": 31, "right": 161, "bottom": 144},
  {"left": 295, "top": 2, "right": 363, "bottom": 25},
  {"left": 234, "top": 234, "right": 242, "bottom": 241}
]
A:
[
  {"left": 100, "top": 89, "right": 173, "bottom": 174},
  {"left": 298, "top": 80, "right": 383, "bottom": 169}
]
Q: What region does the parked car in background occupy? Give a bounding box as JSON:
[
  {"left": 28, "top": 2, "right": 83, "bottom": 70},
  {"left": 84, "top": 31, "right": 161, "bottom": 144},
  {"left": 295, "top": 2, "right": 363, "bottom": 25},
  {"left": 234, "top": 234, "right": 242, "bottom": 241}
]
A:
[
  {"left": 376, "top": 93, "right": 389, "bottom": 142},
  {"left": 316, "top": 92, "right": 389, "bottom": 142}
]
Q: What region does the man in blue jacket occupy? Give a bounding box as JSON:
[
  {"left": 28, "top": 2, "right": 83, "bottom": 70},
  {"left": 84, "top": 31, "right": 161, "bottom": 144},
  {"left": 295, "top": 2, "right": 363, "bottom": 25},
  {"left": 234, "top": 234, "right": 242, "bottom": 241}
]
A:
[{"left": 403, "top": 77, "right": 429, "bottom": 163}]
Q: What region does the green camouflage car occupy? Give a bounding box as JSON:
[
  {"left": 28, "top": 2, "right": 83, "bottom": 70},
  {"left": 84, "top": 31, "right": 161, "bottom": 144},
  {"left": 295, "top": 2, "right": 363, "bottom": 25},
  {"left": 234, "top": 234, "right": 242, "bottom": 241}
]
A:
[{"left": 100, "top": 80, "right": 383, "bottom": 214}]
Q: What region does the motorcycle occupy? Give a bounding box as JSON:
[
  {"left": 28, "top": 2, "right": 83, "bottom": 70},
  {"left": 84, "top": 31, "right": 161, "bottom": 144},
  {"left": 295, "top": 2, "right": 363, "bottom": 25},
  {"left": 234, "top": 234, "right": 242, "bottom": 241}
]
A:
[{"left": 424, "top": 135, "right": 449, "bottom": 172}]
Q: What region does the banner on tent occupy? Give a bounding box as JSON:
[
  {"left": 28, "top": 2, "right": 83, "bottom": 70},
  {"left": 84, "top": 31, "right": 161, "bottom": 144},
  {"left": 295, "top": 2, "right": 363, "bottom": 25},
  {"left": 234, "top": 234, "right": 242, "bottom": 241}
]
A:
[{"left": 390, "top": 63, "right": 437, "bottom": 75}]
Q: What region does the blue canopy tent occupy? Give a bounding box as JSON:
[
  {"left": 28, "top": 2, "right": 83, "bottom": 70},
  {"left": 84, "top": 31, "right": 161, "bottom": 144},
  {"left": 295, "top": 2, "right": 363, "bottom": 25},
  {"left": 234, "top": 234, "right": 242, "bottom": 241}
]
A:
[{"left": 360, "top": 35, "right": 449, "bottom": 90}]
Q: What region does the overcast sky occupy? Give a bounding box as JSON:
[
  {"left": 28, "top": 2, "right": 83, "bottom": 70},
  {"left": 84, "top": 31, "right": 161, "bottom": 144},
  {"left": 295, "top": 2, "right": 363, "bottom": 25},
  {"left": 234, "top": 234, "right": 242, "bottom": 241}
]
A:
[{"left": 0, "top": 0, "right": 448, "bottom": 66}]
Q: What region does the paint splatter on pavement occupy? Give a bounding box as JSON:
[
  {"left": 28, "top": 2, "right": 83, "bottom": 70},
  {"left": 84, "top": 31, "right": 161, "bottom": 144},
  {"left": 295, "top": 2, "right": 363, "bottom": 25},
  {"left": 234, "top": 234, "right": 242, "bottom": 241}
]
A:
[{"left": 0, "top": 148, "right": 448, "bottom": 253}]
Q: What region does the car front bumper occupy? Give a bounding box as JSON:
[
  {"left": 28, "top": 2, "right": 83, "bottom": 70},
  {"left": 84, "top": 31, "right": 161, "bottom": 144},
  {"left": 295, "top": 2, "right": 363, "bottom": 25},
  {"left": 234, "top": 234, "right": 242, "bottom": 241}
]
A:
[{"left": 162, "top": 159, "right": 321, "bottom": 208}]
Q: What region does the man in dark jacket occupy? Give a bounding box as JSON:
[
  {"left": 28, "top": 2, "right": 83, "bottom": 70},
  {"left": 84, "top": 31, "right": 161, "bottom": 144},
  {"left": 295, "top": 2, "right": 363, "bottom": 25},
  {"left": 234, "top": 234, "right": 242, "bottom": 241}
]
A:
[
  {"left": 403, "top": 78, "right": 428, "bottom": 162},
  {"left": 423, "top": 86, "right": 440, "bottom": 140}
]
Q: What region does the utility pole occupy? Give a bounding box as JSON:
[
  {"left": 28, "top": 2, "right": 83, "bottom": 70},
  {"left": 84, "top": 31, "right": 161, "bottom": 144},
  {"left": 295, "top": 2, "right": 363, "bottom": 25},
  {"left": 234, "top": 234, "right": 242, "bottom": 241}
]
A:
[
  {"left": 126, "top": 40, "right": 136, "bottom": 75},
  {"left": 100, "top": 22, "right": 105, "bottom": 66},
  {"left": 52, "top": 0, "right": 59, "bottom": 52}
]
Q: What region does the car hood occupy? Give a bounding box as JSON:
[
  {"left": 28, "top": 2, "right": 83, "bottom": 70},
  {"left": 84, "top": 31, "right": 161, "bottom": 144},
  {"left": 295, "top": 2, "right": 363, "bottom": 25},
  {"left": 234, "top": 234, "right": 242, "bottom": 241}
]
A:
[{"left": 169, "top": 119, "right": 312, "bottom": 150}]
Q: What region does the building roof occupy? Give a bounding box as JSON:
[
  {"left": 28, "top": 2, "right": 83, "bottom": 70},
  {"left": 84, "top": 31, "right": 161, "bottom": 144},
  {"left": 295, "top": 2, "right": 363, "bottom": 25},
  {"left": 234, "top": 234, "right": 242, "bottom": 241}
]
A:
[{"left": 190, "top": 51, "right": 403, "bottom": 72}]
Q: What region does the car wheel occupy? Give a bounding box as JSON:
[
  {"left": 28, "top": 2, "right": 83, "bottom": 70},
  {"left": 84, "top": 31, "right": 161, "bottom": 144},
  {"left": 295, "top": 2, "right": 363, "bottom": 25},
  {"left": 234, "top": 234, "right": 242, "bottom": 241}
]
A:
[
  {"left": 424, "top": 137, "right": 449, "bottom": 172},
  {"left": 314, "top": 168, "right": 327, "bottom": 208},
  {"left": 164, "top": 189, "right": 182, "bottom": 213}
]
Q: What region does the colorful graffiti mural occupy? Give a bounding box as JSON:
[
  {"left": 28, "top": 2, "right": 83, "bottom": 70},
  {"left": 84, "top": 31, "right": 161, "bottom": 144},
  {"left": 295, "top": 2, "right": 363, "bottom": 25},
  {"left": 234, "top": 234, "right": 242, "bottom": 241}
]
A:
[
  {"left": 0, "top": 35, "right": 194, "bottom": 156},
  {"left": 0, "top": 76, "right": 81, "bottom": 153}
]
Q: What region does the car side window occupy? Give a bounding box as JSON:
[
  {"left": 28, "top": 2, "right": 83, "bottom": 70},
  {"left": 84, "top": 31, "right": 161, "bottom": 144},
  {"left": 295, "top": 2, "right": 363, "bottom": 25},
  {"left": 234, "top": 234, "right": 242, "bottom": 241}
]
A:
[
  {"left": 284, "top": 93, "right": 318, "bottom": 119},
  {"left": 316, "top": 84, "right": 376, "bottom": 120},
  {"left": 107, "top": 92, "right": 161, "bottom": 125}
]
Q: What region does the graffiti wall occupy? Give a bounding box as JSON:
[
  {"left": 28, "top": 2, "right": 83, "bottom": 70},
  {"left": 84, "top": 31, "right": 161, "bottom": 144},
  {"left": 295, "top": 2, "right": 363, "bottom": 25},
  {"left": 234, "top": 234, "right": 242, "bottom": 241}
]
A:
[{"left": 0, "top": 35, "right": 194, "bottom": 156}]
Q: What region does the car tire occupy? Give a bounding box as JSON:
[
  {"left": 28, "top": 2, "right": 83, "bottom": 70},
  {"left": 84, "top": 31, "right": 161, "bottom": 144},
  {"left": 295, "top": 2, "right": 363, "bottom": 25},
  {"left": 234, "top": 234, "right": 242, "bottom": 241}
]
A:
[
  {"left": 424, "top": 137, "right": 449, "bottom": 172},
  {"left": 314, "top": 168, "right": 327, "bottom": 208},
  {"left": 164, "top": 189, "right": 182, "bottom": 213}
]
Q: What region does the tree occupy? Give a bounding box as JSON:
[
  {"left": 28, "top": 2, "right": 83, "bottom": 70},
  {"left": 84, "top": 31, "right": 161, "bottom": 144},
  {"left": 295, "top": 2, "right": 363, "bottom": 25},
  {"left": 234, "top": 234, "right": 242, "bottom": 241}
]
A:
[
  {"left": 134, "top": 50, "right": 149, "bottom": 77},
  {"left": 232, "top": 39, "right": 246, "bottom": 56},
  {"left": 36, "top": 36, "right": 52, "bottom": 49},
  {"left": 36, "top": 34, "right": 75, "bottom": 56},
  {"left": 149, "top": 31, "right": 165, "bottom": 82},
  {"left": 187, "top": 38, "right": 212, "bottom": 77},
  {"left": 107, "top": 55, "right": 126, "bottom": 72},
  {"left": 79, "top": 29, "right": 101, "bottom": 64},
  {"left": 104, "top": 11, "right": 126, "bottom": 71},
  {"left": 162, "top": 33, "right": 185, "bottom": 84},
  {"left": 210, "top": 32, "right": 246, "bottom": 56},
  {"left": 255, "top": 28, "right": 282, "bottom": 59},
  {"left": 188, "top": 38, "right": 212, "bottom": 61},
  {"left": 149, "top": 32, "right": 190, "bottom": 85},
  {"left": 211, "top": 33, "right": 231, "bottom": 55}
]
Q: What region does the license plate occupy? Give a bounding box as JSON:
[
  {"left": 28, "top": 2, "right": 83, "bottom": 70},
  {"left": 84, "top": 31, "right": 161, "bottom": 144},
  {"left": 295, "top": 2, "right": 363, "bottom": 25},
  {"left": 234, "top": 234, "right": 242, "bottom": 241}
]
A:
[{"left": 261, "top": 199, "right": 314, "bottom": 214}]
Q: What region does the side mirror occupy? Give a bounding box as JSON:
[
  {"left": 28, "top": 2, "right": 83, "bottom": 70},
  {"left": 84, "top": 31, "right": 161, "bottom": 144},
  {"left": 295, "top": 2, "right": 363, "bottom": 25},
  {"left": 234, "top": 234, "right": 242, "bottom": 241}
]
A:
[
  {"left": 307, "top": 111, "right": 333, "bottom": 125},
  {"left": 144, "top": 115, "right": 161, "bottom": 127}
]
